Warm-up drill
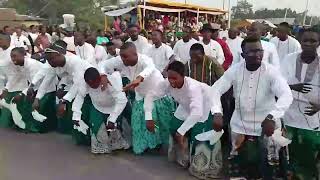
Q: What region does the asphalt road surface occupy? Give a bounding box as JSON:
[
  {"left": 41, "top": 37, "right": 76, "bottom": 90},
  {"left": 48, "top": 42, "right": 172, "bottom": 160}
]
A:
[{"left": 0, "top": 128, "right": 202, "bottom": 180}]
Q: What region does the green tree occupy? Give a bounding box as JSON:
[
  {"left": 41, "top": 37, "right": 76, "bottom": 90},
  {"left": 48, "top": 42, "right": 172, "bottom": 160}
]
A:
[
  {"left": 231, "top": 0, "right": 254, "bottom": 19},
  {"left": 1, "top": 0, "right": 118, "bottom": 30}
]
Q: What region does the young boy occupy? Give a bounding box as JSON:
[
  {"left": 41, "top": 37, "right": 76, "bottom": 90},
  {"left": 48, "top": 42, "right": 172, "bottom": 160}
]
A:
[{"left": 281, "top": 28, "right": 320, "bottom": 179}]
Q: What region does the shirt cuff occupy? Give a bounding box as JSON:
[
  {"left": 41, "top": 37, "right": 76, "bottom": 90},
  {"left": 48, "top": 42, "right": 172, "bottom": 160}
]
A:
[
  {"left": 211, "top": 106, "right": 223, "bottom": 115},
  {"left": 177, "top": 127, "right": 188, "bottom": 136},
  {"left": 107, "top": 115, "right": 118, "bottom": 123},
  {"left": 145, "top": 111, "right": 153, "bottom": 121},
  {"left": 63, "top": 93, "right": 74, "bottom": 102},
  {"left": 268, "top": 110, "right": 283, "bottom": 120},
  {"left": 72, "top": 112, "right": 81, "bottom": 121},
  {"left": 35, "top": 91, "right": 45, "bottom": 100},
  {"left": 22, "top": 88, "right": 28, "bottom": 96}
]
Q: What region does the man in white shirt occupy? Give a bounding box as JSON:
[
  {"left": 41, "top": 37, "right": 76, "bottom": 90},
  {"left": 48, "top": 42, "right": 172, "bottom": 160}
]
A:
[
  {"left": 28, "top": 25, "right": 38, "bottom": 43},
  {"left": 0, "top": 34, "right": 31, "bottom": 130},
  {"left": 270, "top": 22, "right": 301, "bottom": 61},
  {"left": 74, "top": 31, "right": 97, "bottom": 67},
  {"left": 0, "top": 34, "right": 13, "bottom": 92},
  {"left": 63, "top": 30, "right": 75, "bottom": 53},
  {"left": 173, "top": 26, "right": 198, "bottom": 64},
  {"left": 211, "top": 36, "right": 293, "bottom": 179},
  {"left": 0, "top": 37, "right": 32, "bottom": 131},
  {"left": 147, "top": 30, "right": 175, "bottom": 75},
  {"left": 126, "top": 24, "right": 151, "bottom": 54},
  {"left": 11, "top": 27, "right": 32, "bottom": 54},
  {"left": 105, "top": 42, "right": 120, "bottom": 60},
  {"left": 280, "top": 28, "right": 320, "bottom": 180},
  {"left": 232, "top": 22, "right": 280, "bottom": 69},
  {"left": 199, "top": 24, "right": 225, "bottom": 65},
  {"left": 86, "top": 34, "right": 108, "bottom": 65},
  {"left": 10, "top": 47, "right": 57, "bottom": 133},
  {"left": 144, "top": 61, "right": 223, "bottom": 179},
  {"left": 34, "top": 42, "right": 93, "bottom": 144},
  {"left": 226, "top": 27, "right": 243, "bottom": 64},
  {"left": 219, "top": 23, "right": 228, "bottom": 40},
  {"left": 99, "top": 42, "right": 175, "bottom": 155},
  {"left": 72, "top": 67, "right": 130, "bottom": 154}
]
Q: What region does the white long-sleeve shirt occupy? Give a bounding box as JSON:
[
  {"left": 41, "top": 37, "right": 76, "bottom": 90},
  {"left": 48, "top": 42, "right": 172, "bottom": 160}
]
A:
[
  {"left": 63, "top": 36, "right": 75, "bottom": 52},
  {"left": 75, "top": 42, "right": 97, "bottom": 67},
  {"left": 127, "top": 35, "right": 151, "bottom": 54},
  {"left": 94, "top": 45, "right": 108, "bottom": 64},
  {"left": 199, "top": 39, "right": 225, "bottom": 65},
  {"left": 72, "top": 71, "right": 127, "bottom": 123},
  {"left": 31, "top": 52, "right": 76, "bottom": 99},
  {"left": 0, "top": 47, "right": 28, "bottom": 92},
  {"left": 146, "top": 43, "right": 174, "bottom": 72},
  {"left": 105, "top": 49, "right": 120, "bottom": 60},
  {"left": 226, "top": 36, "right": 243, "bottom": 63},
  {"left": 211, "top": 61, "right": 293, "bottom": 136},
  {"left": 99, "top": 54, "right": 163, "bottom": 101},
  {"left": 0, "top": 47, "right": 13, "bottom": 91},
  {"left": 270, "top": 36, "right": 301, "bottom": 61},
  {"left": 173, "top": 38, "right": 198, "bottom": 64},
  {"left": 36, "top": 54, "right": 92, "bottom": 101},
  {"left": 281, "top": 52, "right": 320, "bottom": 131},
  {"left": 145, "top": 77, "right": 212, "bottom": 136},
  {"left": 11, "top": 34, "right": 31, "bottom": 50},
  {"left": 232, "top": 40, "right": 280, "bottom": 69},
  {"left": 20, "top": 57, "right": 56, "bottom": 95}
]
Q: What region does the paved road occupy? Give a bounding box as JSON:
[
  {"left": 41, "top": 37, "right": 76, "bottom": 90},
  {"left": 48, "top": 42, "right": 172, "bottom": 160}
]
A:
[{"left": 0, "top": 128, "right": 200, "bottom": 180}]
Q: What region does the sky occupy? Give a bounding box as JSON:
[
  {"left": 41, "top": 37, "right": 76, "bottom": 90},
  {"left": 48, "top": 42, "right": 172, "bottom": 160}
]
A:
[{"left": 171, "top": 0, "right": 320, "bottom": 16}]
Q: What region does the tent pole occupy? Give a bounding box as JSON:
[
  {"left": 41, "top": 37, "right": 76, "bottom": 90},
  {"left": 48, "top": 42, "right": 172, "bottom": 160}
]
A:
[
  {"left": 143, "top": 0, "right": 146, "bottom": 29},
  {"left": 196, "top": 8, "right": 199, "bottom": 26},
  {"left": 228, "top": 0, "right": 231, "bottom": 28},
  {"left": 138, "top": 7, "right": 143, "bottom": 29},
  {"left": 105, "top": 15, "right": 108, "bottom": 31},
  {"left": 178, "top": 12, "right": 181, "bottom": 29}
]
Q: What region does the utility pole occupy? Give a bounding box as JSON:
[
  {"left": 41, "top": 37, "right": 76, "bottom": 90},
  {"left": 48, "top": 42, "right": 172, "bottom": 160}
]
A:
[
  {"left": 283, "top": 8, "right": 288, "bottom": 22},
  {"left": 228, "top": 0, "right": 231, "bottom": 28},
  {"left": 302, "top": 0, "right": 309, "bottom": 26}
]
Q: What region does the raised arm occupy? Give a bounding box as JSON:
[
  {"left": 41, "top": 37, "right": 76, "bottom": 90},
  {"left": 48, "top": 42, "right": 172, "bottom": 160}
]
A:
[
  {"left": 210, "top": 67, "right": 235, "bottom": 115},
  {"left": 144, "top": 80, "right": 170, "bottom": 121}
]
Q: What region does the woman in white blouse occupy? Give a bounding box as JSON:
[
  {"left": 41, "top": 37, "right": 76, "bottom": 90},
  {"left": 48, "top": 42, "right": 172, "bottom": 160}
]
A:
[{"left": 144, "top": 61, "right": 223, "bottom": 179}]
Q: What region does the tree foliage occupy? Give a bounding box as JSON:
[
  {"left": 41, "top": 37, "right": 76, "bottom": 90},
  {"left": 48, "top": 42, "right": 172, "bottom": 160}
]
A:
[
  {"left": 231, "top": 0, "right": 319, "bottom": 25},
  {"left": 1, "top": 0, "right": 118, "bottom": 30},
  {"left": 231, "top": 0, "right": 254, "bottom": 19}
]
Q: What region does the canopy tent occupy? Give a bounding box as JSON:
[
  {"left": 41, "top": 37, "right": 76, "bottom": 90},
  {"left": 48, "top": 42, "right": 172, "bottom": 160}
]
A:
[
  {"left": 143, "top": 0, "right": 226, "bottom": 14},
  {"left": 235, "top": 19, "right": 277, "bottom": 28},
  {"left": 102, "top": 0, "right": 227, "bottom": 30},
  {"left": 102, "top": 0, "right": 226, "bottom": 16}
]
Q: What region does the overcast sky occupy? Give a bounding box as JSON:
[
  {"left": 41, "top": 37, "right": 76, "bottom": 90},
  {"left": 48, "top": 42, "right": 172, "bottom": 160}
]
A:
[{"left": 171, "top": 0, "right": 320, "bottom": 16}]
